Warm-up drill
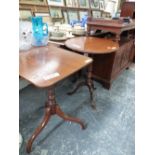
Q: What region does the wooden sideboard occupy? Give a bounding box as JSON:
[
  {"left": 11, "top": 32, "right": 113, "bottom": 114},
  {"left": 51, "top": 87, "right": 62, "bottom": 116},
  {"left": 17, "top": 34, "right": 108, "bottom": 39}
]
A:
[
  {"left": 87, "top": 17, "right": 135, "bottom": 89},
  {"left": 87, "top": 17, "right": 135, "bottom": 41}
]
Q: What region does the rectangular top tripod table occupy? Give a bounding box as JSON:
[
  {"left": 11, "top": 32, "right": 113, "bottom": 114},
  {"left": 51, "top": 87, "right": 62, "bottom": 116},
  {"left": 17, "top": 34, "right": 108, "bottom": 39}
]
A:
[
  {"left": 20, "top": 43, "right": 92, "bottom": 88},
  {"left": 19, "top": 43, "right": 92, "bottom": 153}
]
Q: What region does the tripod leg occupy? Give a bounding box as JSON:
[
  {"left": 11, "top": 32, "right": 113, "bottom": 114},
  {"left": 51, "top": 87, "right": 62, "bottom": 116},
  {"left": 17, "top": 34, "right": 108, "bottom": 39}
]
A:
[
  {"left": 55, "top": 104, "right": 86, "bottom": 129},
  {"left": 67, "top": 81, "right": 86, "bottom": 95},
  {"left": 86, "top": 83, "right": 96, "bottom": 109},
  {"left": 26, "top": 107, "right": 51, "bottom": 153},
  {"left": 86, "top": 64, "right": 96, "bottom": 109}
]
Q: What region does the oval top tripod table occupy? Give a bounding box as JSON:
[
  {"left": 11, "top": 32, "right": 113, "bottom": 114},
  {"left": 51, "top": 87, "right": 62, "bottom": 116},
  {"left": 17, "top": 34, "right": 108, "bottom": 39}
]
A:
[
  {"left": 65, "top": 37, "right": 119, "bottom": 54},
  {"left": 65, "top": 36, "right": 119, "bottom": 95},
  {"left": 19, "top": 43, "right": 92, "bottom": 153}
]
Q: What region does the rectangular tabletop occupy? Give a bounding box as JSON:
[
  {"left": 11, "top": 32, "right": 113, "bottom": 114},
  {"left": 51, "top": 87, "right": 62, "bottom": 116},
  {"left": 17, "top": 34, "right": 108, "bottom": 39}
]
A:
[{"left": 19, "top": 43, "right": 92, "bottom": 88}]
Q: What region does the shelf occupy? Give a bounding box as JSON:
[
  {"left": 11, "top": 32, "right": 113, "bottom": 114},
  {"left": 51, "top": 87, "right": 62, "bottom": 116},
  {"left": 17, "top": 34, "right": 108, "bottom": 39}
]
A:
[
  {"left": 19, "top": 2, "right": 48, "bottom": 7},
  {"left": 48, "top": 5, "right": 96, "bottom": 11},
  {"left": 19, "top": 0, "right": 108, "bottom": 24}
]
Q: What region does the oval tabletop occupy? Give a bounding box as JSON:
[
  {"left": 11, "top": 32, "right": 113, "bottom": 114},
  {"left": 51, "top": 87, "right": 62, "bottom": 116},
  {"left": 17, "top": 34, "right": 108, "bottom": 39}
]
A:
[{"left": 65, "top": 37, "right": 119, "bottom": 54}]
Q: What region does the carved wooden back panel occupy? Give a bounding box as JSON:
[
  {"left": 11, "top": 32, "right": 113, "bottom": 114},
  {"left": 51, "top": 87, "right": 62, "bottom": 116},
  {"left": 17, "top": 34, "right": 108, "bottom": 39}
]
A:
[{"left": 120, "top": 2, "right": 135, "bottom": 19}]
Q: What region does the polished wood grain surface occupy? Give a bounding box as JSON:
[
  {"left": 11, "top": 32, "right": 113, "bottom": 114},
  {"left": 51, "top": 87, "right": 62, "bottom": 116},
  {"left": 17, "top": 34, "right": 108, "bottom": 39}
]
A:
[
  {"left": 87, "top": 18, "right": 135, "bottom": 29},
  {"left": 120, "top": 2, "right": 135, "bottom": 19},
  {"left": 86, "top": 17, "right": 135, "bottom": 89},
  {"left": 20, "top": 43, "right": 92, "bottom": 153},
  {"left": 65, "top": 37, "right": 118, "bottom": 108},
  {"left": 19, "top": 43, "right": 92, "bottom": 88},
  {"left": 65, "top": 37, "right": 119, "bottom": 54},
  {"left": 87, "top": 17, "right": 135, "bottom": 41}
]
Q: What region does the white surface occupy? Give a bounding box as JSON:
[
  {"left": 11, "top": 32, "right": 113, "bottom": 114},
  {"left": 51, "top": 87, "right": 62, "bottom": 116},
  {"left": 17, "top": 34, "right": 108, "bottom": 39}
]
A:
[
  {"left": 49, "top": 36, "right": 68, "bottom": 41},
  {"left": 19, "top": 78, "right": 30, "bottom": 90},
  {"left": 43, "top": 72, "right": 60, "bottom": 80},
  {"left": 19, "top": 133, "right": 23, "bottom": 149}
]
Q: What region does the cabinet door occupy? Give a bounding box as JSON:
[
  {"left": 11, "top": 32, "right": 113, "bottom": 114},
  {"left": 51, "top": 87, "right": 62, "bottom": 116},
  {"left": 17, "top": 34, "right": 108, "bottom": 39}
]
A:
[
  {"left": 121, "top": 40, "right": 134, "bottom": 68},
  {"left": 112, "top": 48, "right": 123, "bottom": 77}
]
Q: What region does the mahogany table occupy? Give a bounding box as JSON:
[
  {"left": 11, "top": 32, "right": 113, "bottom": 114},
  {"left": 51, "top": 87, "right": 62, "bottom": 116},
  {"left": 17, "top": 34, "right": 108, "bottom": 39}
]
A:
[
  {"left": 19, "top": 43, "right": 92, "bottom": 153},
  {"left": 65, "top": 37, "right": 119, "bottom": 54},
  {"left": 65, "top": 36, "right": 119, "bottom": 100}
]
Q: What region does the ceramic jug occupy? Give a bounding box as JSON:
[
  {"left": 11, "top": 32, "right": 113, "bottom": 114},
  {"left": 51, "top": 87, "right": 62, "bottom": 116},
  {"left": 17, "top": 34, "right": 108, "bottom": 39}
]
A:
[{"left": 31, "top": 16, "right": 48, "bottom": 46}]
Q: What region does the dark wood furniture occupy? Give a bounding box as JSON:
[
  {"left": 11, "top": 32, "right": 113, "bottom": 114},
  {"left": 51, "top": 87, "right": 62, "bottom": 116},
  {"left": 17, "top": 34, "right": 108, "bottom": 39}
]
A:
[
  {"left": 87, "top": 17, "right": 135, "bottom": 41},
  {"left": 65, "top": 37, "right": 119, "bottom": 54},
  {"left": 120, "top": 1, "right": 135, "bottom": 62},
  {"left": 120, "top": 1, "right": 135, "bottom": 19},
  {"left": 65, "top": 37, "right": 118, "bottom": 108},
  {"left": 86, "top": 17, "right": 135, "bottom": 89},
  {"left": 19, "top": 43, "right": 92, "bottom": 153},
  {"left": 65, "top": 37, "right": 119, "bottom": 90}
]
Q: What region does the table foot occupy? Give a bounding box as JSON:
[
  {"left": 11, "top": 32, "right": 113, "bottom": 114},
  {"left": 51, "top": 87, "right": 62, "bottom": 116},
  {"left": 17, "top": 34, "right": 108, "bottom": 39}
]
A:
[{"left": 26, "top": 87, "right": 86, "bottom": 153}]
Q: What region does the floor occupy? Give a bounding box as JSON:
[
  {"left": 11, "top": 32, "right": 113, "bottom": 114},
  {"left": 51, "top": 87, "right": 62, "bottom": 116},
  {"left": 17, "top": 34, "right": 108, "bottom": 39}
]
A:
[{"left": 19, "top": 65, "right": 135, "bottom": 155}]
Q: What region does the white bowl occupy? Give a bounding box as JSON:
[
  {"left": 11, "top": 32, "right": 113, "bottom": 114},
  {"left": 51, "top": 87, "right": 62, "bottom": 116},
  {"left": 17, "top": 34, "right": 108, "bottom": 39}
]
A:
[
  {"left": 72, "top": 28, "right": 85, "bottom": 35},
  {"left": 50, "top": 31, "right": 65, "bottom": 38}
]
